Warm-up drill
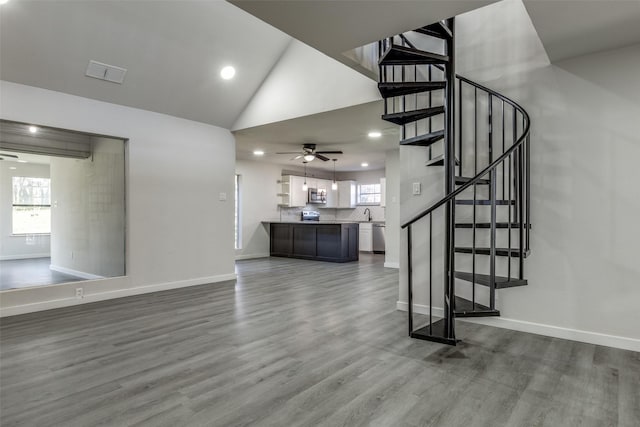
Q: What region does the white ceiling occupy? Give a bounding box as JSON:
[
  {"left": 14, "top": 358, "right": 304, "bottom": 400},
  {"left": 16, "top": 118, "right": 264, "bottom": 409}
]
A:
[
  {"left": 4, "top": 0, "right": 637, "bottom": 175},
  {"left": 523, "top": 0, "right": 640, "bottom": 62},
  {"left": 229, "top": 0, "right": 497, "bottom": 69},
  {"left": 234, "top": 101, "right": 399, "bottom": 171},
  {"left": 0, "top": 0, "right": 291, "bottom": 128}
]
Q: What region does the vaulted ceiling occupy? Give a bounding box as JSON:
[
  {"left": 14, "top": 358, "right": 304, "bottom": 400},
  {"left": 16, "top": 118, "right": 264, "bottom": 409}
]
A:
[
  {"left": 0, "top": 0, "right": 291, "bottom": 129},
  {"left": 2, "top": 0, "right": 638, "bottom": 171}
]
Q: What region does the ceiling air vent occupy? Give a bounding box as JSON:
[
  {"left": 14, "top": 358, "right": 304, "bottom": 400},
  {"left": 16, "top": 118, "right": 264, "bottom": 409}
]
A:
[{"left": 85, "top": 60, "right": 127, "bottom": 84}]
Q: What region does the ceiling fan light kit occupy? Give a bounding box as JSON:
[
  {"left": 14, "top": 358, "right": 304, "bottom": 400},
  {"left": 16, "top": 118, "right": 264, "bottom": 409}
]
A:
[{"left": 276, "top": 143, "right": 343, "bottom": 163}]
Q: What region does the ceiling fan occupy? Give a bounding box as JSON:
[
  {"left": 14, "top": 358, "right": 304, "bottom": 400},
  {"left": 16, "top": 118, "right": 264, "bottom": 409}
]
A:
[
  {"left": 0, "top": 153, "right": 19, "bottom": 161},
  {"left": 276, "top": 143, "right": 343, "bottom": 162}
]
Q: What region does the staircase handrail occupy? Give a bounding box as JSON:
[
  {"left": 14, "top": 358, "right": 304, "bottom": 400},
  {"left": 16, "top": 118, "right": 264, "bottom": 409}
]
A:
[{"left": 401, "top": 77, "right": 530, "bottom": 229}]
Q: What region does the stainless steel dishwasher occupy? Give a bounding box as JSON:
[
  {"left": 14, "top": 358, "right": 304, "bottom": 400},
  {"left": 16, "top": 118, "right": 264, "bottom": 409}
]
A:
[{"left": 372, "top": 223, "right": 385, "bottom": 254}]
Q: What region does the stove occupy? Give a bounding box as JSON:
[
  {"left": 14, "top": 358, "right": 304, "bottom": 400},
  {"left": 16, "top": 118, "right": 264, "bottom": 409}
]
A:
[{"left": 301, "top": 211, "right": 320, "bottom": 222}]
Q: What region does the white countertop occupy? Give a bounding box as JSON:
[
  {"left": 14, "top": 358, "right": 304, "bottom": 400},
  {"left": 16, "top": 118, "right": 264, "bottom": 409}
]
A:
[{"left": 262, "top": 220, "right": 385, "bottom": 225}]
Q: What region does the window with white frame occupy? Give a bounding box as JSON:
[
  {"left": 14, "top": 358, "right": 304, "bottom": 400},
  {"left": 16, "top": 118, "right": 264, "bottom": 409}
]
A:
[
  {"left": 12, "top": 177, "right": 51, "bottom": 234},
  {"left": 357, "top": 183, "right": 381, "bottom": 205}
]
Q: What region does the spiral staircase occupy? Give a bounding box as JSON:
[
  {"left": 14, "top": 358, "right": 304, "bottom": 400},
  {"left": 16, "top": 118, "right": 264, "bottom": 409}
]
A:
[{"left": 378, "top": 18, "right": 531, "bottom": 345}]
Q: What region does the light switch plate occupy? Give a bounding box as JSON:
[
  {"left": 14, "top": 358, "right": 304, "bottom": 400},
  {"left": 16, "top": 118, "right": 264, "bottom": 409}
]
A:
[
  {"left": 412, "top": 182, "right": 421, "bottom": 196},
  {"left": 219, "top": 192, "right": 227, "bottom": 201}
]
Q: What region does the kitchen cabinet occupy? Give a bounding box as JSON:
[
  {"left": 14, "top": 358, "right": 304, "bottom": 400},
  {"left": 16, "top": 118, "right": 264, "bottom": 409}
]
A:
[
  {"left": 279, "top": 175, "right": 308, "bottom": 207},
  {"left": 316, "top": 179, "right": 329, "bottom": 192},
  {"left": 380, "top": 178, "right": 386, "bottom": 207},
  {"left": 359, "top": 222, "right": 373, "bottom": 252},
  {"left": 323, "top": 180, "right": 354, "bottom": 209},
  {"left": 337, "top": 180, "right": 356, "bottom": 208},
  {"left": 269, "top": 222, "right": 359, "bottom": 262}
]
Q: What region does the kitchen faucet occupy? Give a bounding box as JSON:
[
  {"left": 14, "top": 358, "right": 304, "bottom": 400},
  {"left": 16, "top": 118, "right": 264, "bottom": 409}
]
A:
[{"left": 364, "top": 208, "right": 372, "bottom": 222}]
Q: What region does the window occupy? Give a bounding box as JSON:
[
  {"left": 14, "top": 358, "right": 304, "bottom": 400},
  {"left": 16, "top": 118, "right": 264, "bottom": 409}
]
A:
[
  {"left": 234, "top": 174, "right": 241, "bottom": 250},
  {"left": 357, "top": 183, "right": 381, "bottom": 205},
  {"left": 12, "top": 177, "right": 51, "bottom": 234}
]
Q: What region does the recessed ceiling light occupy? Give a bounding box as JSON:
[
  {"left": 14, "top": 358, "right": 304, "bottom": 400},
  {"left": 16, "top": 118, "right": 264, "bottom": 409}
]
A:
[
  {"left": 0, "top": 0, "right": 10, "bottom": 5},
  {"left": 17, "top": 160, "right": 28, "bottom": 163},
  {"left": 253, "top": 150, "right": 264, "bottom": 156},
  {"left": 368, "top": 131, "right": 382, "bottom": 138},
  {"left": 28, "top": 126, "right": 38, "bottom": 134},
  {"left": 220, "top": 66, "right": 236, "bottom": 80},
  {"left": 9, "top": 166, "right": 17, "bottom": 170},
  {"left": 361, "top": 162, "right": 369, "bottom": 167}
]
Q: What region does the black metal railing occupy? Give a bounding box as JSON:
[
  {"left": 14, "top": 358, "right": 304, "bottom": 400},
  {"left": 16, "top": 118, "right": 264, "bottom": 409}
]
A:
[{"left": 378, "top": 19, "right": 531, "bottom": 343}]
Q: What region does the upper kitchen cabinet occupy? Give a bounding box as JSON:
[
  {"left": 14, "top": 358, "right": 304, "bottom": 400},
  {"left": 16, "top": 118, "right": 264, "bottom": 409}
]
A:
[
  {"left": 380, "top": 178, "right": 386, "bottom": 207},
  {"left": 279, "top": 175, "right": 308, "bottom": 207},
  {"left": 324, "top": 180, "right": 355, "bottom": 209}
]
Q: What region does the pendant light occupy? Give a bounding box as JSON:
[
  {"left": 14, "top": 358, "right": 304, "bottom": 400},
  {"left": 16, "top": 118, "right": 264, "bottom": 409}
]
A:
[
  {"left": 331, "top": 159, "right": 338, "bottom": 190},
  {"left": 302, "top": 161, "right": 308, "bottom": 191}
]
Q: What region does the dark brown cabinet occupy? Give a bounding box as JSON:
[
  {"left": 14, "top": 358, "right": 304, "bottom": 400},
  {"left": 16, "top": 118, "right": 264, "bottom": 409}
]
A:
[{"left": 269, "top": 223, "right": 359, "bottom": 263}]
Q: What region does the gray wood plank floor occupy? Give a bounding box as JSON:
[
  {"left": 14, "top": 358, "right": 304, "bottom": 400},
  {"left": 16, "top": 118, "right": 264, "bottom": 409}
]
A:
[{"left": 1, "top": 254, "right": 638, "bottom": 426}]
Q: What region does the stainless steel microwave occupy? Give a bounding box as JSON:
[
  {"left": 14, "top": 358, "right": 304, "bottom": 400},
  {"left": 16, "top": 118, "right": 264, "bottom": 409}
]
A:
[{"left": 308, "top": 188, "right": 327, "bottom": 204}]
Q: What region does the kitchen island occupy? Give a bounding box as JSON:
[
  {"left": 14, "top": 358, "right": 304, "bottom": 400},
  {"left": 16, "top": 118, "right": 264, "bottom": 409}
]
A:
[{"left": 264, "top": 221, "right": 359, "bottom": 263}]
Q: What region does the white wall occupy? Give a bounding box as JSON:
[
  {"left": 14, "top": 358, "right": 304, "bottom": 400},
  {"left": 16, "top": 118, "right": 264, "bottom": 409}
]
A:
[
  {"left": 235, "top": 159, "right": 281, "bottom": 259},
  {"left": 50, "top": 137, "right": 125, "bottom": 278},
  {"left": 397, "top": 0, "right": 640, "bottom": 351},
  {"left": 0, "top": 81, "right": 236, "bottom": 316},
  {"left": 0, "top": 162, "right": 51, "bottom": 260},
  {"left": 384, "top": 149, "right": 400, "bottom": 268},
  {"left": 232, "top": 39, "right": 380, "bottom": 131}
]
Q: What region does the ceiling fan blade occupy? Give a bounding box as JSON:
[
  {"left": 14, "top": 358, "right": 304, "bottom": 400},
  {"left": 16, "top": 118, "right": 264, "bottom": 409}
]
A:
[
  {"left": 290, "top": 155, "right": 303, "bottom": 160},
  {"left": 316, "top": 150, "right": 343, "bottom": 154},
  {"left": 315, "top": 153, "right": 330, "bottom": 161},
  {"left": 276, "top": 151, "right": 303, "bottom": 154}
]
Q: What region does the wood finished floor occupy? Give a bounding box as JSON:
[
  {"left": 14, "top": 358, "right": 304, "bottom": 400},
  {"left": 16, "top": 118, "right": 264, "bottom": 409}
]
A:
[
  {"left": 1, "top": 254, "right": 639, "bottom": 426},
  {"left": 0, "top": 257, "right": 83, "bottom": 290}
]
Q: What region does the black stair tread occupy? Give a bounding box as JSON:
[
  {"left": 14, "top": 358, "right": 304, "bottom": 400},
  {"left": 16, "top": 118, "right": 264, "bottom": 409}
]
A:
[
  {"left": 455, "top": 176, "right": 490, "bottom": 185},
  {"left": 400, "top": 130, "right": 444, "bottom": 147},
  {"left": 455, "top": 222, "right": 531, "bottom": 229},
  {"left": 454, "top": 296, "right": 500, "bottom": 317},
  {"left": 382, "top": 106, "right": 444, "bottom": 125},
  {"left": 410, "top": 318, "right": 457, "bottom": 345},
  {"left": 378, "top": 81, "right": 446, "bottom": 98},
  {"left": 379, "top": 45, "right": 449, "bottom": 66},
  {"left": 455, "top": 271, "right": 528, "bottom": 289},
  {"left": 414, "top": 22, "right": 453, "bottom": 40},
  {"left": 455, "top": 199, "right": 515, "bottom": 205},
  {"left": 426, "top": 154, "right": 460, "bottom": 167},
  {"left": 455, "top": 247, "right": 530, "bottom": 258}
]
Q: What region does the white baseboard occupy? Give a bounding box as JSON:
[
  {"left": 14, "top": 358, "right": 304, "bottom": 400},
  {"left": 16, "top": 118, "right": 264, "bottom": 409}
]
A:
[
  {"left": 49, "top": 265, "right": 104, "bottom": 280},
  {"left": 235, "top": 253, "right": 269, "bottom": 261},
  {"left": 396, "top": 301, "right": 444, "bottom": 317},
  {"left": 384, "top": 262, "right": 400, "bottom": 269},
  {"left": 0, "top": 253, "right": 50, "bottom": 261},
  {"left": 396, "top": 300, "right": 640, "bottom": 352},
  {"left": 1, "top": 273, "right": 237, "bottom": 317}
]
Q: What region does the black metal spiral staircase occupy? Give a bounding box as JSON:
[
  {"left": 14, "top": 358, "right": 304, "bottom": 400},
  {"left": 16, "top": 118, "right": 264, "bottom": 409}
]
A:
[{"left": 378, "top": 18, "right": 531, "bottom": 345}]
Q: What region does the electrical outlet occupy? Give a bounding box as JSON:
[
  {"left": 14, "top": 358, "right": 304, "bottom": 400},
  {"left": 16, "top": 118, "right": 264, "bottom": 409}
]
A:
[{"left": 75, "top": 288, "right": 83, "bottom": 299}]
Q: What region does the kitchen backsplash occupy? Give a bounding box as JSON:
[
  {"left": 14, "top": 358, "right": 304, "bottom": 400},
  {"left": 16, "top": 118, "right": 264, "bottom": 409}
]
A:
[{"left": 279, "top": 204, "right": 385, "bottom": 222}]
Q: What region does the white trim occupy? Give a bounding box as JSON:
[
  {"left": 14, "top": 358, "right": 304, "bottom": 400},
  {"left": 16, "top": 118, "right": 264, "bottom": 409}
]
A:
[
  {"left": 384, "top": 262, "right": 400, "bottom": 269},
  {"left": 396, "top": 300, "right": 444, "bottom": 317},
  {"left": 396, "top": 300, "right": 640, "bottom": 352},
  {"left": 0, "top": 253, "right": 50, "bottom": 261},
  {"left": 235, "top": 253, "right": 269, "bottom": 261},
  {"left": 49, "top": 265, "right": 104, "bottom": 280},
  {"left": 0, "top": 273, "right": 237, "bottom": 317}
]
